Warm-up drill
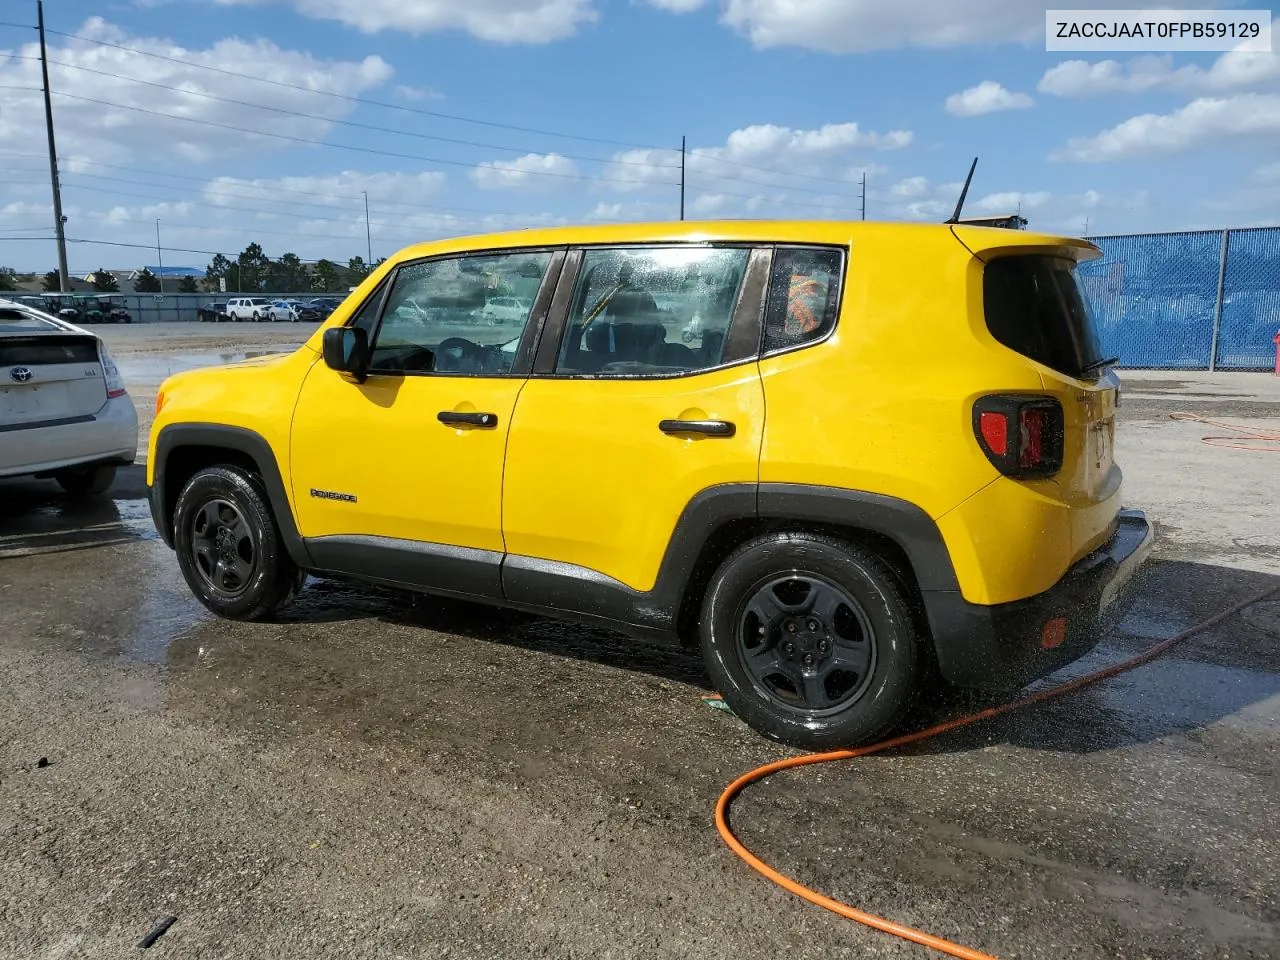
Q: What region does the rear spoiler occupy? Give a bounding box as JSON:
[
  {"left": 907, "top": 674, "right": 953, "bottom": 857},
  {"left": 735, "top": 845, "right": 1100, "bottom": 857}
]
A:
[{"left": 950, "top": 225, "right": 1102, "bottom": 265}]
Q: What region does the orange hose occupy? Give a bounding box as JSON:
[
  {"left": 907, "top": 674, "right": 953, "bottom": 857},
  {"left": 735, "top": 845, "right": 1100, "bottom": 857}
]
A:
[
  {"left": 715, "top": 584, "right": 1279, "bottom": 960},
  {"left": 1169, "top": 411, "right": 1280, "bottom": 452}
]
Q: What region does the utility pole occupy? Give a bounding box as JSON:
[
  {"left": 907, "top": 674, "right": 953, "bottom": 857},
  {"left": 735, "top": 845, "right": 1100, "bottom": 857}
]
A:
[
  {"left": 155, "top": 219, "right": 164, "bottom": 293},
  {"left": 679, "top": 136, "right": 686, "bottom": 221},
  {"left": 363, "top": 191, "right": 372, "bottom": 264},
  {"left": 860, "top": 170, "right": 866, "bottom": 221},
  {"left": 37, "top": 0, "right": 69, "bottom": 293}
]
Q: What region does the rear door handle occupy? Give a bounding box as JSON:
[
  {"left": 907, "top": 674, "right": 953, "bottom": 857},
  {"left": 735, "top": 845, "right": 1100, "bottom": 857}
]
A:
[
  {"left": 438, "top": 411, "right": 498, "bottom": 428},
  {"left": 659, "top": 419, "right": 735, "bottom": 438}
]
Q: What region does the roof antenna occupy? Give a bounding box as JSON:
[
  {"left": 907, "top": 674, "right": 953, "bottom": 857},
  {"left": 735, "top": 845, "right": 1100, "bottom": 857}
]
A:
[{"left": 944, "top": 157, "right": 979, "bottom": 224}]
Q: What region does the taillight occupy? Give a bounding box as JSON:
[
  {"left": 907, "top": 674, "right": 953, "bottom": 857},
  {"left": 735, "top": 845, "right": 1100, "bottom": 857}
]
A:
[
  {"left": 972, "top": 395, "right": 1064, "bottom": 478},
  {"left": 99, "top": 343, "right": 127, "bottom": 399}
]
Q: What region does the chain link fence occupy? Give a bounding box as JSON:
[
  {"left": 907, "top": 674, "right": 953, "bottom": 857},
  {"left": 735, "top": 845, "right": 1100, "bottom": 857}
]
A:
[{"left": 1078, "top": 226, "right": 1280, "bottom": 370}]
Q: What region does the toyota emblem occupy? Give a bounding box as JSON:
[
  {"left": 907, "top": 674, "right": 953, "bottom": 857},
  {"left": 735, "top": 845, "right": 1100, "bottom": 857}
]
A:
[{"left": 10, "top": 367, "right": 33, "bottom": 383}]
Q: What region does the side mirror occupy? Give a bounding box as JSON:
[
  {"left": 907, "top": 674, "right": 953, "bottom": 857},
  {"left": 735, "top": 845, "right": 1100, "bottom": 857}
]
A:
[{"left": 322, "top": 326, "right": 369, "bottom": 382}]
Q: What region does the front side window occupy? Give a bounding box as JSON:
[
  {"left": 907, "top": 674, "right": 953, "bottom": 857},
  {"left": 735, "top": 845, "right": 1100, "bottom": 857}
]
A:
[
  {"left": 367, "top": 250, "right": 553, "bottom": 375},
  {"left": 762, "top": 246, "right": 845, "bottom": 354},
  {"left": 554, "top": 246, "right": 751, "bottom": 377}
]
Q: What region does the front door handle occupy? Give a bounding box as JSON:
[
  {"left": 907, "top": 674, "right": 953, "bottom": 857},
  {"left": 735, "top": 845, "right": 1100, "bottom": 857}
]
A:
[
  {"left": 659, "top": 418, "right": 736, "bottom": 438},
  {"left": 438, "top": 411, "right": 498, "bottom": 428}
]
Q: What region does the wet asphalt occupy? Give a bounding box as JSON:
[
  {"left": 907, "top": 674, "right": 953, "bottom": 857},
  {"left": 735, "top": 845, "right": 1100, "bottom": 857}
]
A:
[{"left": 1, "top": 326, "right": 1277, "bottom": 959}]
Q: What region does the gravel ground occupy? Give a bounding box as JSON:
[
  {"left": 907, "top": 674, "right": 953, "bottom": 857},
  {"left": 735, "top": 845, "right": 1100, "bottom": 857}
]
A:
[{"left": 1, "top": 324, "right": 1277, "bottom": 959}]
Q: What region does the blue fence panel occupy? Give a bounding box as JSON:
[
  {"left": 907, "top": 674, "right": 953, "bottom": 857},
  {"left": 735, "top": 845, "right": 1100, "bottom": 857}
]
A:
[
  {"left": 1078, "top": 231, "right": 1221, "bottom": 369},
  {"left": 1216, "top": 226, "right": 1280, "bottom": 370}
]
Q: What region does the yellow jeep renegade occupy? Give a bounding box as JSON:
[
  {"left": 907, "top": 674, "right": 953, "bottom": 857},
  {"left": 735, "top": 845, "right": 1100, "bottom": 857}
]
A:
[{"left": 148, "top": 221, "right": 1151, "bottom": 749}]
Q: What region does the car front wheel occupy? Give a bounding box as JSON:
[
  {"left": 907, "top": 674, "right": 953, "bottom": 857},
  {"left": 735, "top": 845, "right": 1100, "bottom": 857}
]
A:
[
  {"left": 55, "top": 464, "right": 116, "bottom": 498},
  {"left": 172, "top": 466, "right": 305, "bottom": 620},
  {"left": 700, "top": 532, "right": 922, "bottom": 750}
]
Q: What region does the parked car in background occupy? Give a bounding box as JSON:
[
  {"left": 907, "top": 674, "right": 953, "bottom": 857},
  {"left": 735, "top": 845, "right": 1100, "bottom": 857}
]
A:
[
  {"left": 480, "top": 296, "right": 533, "bottom": 325},
  {"left": 197, "top": 302, "right": 230, "bottom": 323},
  {"left": 0, "top": 298, "right": 137, "bottom": 497},
  {"left": 226, "top": 298, "right": 273, "bottom": 321},
  {"left": 307, "top": 298, "right": 342, "bottom": 319},
  {"left": 267, "top": 300, "right": 321, "bottom": 323},
  {"left": 85, "top": 296, "right": 132, "bottom": 324}
]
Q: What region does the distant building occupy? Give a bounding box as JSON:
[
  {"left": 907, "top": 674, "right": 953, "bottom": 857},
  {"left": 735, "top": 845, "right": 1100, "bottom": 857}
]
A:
[{"left": 131, "top": 266, "right": 203, "bottom": 280}]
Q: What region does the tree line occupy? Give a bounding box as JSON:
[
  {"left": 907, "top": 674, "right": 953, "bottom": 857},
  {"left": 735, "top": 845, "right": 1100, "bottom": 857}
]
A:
[
  {"left": 1, "top": 243, "right": 385, "bottom": 298},
  {"left": 205, "top": 244, "right": 385, "bottom": 295}
]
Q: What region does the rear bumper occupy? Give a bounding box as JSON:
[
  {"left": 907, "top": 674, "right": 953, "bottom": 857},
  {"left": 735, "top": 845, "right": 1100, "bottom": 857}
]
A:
[
  {"left": 926, "top": 509, "right": 1153, "bottom": 690},
  {"left": 0, "top": 394, "right": 139, "bottom": 478}
]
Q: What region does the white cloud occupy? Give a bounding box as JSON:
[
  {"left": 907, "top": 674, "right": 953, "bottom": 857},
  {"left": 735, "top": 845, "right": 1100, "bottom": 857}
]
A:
[
  {"left": 1052, "top": 93, "right": 1280, "bottom": 162},
  {"left": 212, "top": 0, "right": 597, "bottom": 43},
  {"left": 599, "top": 122, "right": 909, "bottom": 214},
  {"left": 585, "top": 199, "right": 670, "bottom": 221},
  {"left": 392, "top": 84, "right": 441, "bottom": 102},
  {"left": 1039, "top": 50, "right": 1280, "bottom": 98},
  {"left": 470, "top": 152, "right": 579, "bottom": 189},
  {"left": 719, "top": 0, "right": 1042, "bottom": 53},
  {"left": 944, "top": 81, "right": 1033, "bottom": 117},
  {"left": 891, "top": 176, "right": 929, "bottom": 197},
  {"left": 0, "top": 17, "right": 392, "bottom": 165},
  {"left": 1256, "top": 162, "right": 1280, "bottom": 183},
  {"left": 690, "top": 193, "right": 731, "bottom": 215},
  {"left": 204, "top": 170, "right": 448, "bottom": 209},
  {"left": 646, "top": 0, "right": 709, "bottom": 10},
  {"left": 971, "top": 190, "right": 1051, "bottom": 214}
]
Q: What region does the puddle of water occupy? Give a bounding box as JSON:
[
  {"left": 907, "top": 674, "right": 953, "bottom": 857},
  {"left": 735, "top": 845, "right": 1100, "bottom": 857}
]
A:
[
  {"left": 125, "top": 544, "right": 210, "bottom": 664},
  {"left": 118, "top": 349, "right": 297, "bottom": 385}
]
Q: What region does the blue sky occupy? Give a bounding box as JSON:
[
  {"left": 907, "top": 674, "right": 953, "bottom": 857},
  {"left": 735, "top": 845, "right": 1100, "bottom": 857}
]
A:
[{"left": 0, "top": 0, "right": 1278, "bottom": 273}]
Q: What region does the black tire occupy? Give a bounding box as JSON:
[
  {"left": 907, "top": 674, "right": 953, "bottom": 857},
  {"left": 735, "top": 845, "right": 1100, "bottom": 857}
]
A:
[
  {"left": 55, "top": 464, "right": 116, "bottom": 498},
  {"left": 700, "top": 532, "right": 922, "bottom": 751},
  {"left": 172, "top": 465, "right": 305, "bottom": 620}
]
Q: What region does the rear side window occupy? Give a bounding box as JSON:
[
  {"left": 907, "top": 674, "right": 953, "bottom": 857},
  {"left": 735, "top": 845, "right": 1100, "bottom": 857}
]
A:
[
  {"left": 983, "top": 256, "right": 1105, "bottom": 379},
  {"left": 762, "top": 246, "right": 844, "bottom": 354},
  {"left": 555, "top": 245, "right": 751, "bottom": 377}
]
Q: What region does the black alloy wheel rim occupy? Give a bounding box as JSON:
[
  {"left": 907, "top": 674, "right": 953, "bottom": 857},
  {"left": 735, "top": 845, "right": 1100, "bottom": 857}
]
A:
[
  {"left": 191, "top": 498, "right": 257, "bottom": 597},
  {"left": 736, "top": 574, "right": 877, "bottom": 716}
]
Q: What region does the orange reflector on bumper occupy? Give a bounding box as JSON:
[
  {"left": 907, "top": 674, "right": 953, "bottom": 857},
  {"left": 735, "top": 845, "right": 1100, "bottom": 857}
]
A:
[{"left": 1041, "top": 617, "right": 1067, "bottom": 650}]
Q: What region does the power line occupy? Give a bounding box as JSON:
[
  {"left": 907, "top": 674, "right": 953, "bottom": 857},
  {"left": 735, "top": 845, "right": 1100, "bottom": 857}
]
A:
[
  {"left": 9, "top": 56, "right": 684, "bottom": 172},
  {"left": 684, "top": 182, "right": 865, "bottom": 216},
  {"left": 30, "top": 26, "right": 674, "bottom": 152},
  {"left": 56, "top": 169, "right": 523, "bottom": 220},
  {"left": 54, "top": 180, "right": 536, "bottom": 239},
  {"left": 5, "top": 63, "right": 875, "bottom": 201},
  {"left": 0, "top": 150, "right": 516, "bottom": 215},
  {"left": 63, "top": 235, "right": 361, "bottom": 263},
  {"left": 0, "top": 85, "right": 682, "bottom": 189}
]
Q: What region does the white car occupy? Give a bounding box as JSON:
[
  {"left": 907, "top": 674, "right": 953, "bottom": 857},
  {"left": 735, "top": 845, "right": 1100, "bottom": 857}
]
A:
[
  {"left": 225, "top": 297, "right": 273, "bottom": 321},
  {"left": 0, "top": 299, "right": 138, "bottom": 496},
  {"left": 265, "top": 300, "right": 321, "bottom": 323},
  {"left": 480, "top": 296, "right": 531, "bottom": 325}
]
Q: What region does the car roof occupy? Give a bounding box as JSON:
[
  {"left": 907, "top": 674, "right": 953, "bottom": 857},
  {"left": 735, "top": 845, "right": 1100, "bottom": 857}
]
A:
[
  {"left": 379, "top": 219, "right": 1096, "bottom": 265},
  {"left": 0, "top": 298, "right": 95, "bottom": 337}
]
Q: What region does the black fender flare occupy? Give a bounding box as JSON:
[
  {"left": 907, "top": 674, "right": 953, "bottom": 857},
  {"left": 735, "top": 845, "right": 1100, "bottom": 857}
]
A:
[{"left": 149, "top": 423, "right": 311, "bottom": 568}]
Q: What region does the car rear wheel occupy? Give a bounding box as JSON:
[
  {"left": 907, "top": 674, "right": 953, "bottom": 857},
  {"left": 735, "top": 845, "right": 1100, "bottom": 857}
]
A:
[
  {"left": 173, "top": 466, "right": 305, "bottom": 620},
  {"left": 700, "top": 532, "right": 922, "bottom": 750},
  {"left": 55, "top": 464, "right": 116, "bottom": 498}
]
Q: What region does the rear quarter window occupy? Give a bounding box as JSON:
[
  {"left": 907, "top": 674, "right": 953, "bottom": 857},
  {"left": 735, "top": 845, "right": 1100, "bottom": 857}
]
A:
[{"left": 983, "top": 255, "right": 1105, "bottom": 379}]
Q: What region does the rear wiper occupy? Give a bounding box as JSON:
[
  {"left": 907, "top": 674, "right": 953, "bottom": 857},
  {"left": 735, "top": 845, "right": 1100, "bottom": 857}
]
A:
[{"left": 1080, "top": 356, "right": 1119, "bottom": 377}]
